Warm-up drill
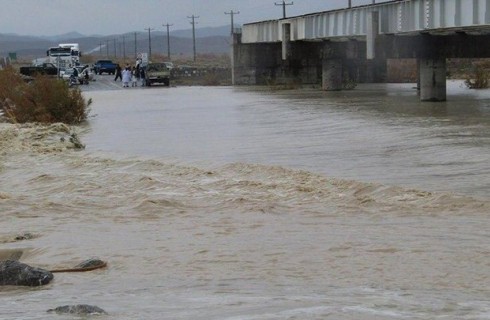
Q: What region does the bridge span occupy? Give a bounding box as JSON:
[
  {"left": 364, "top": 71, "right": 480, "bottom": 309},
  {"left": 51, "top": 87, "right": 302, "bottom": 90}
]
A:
[{"left": 232, "top": 0, "right": 490, "bottom": 101}]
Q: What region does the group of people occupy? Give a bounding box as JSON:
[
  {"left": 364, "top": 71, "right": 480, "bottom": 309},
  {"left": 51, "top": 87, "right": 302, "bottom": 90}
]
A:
[{"left": 114, "top": 61, "right": 146, "bottom": 88}]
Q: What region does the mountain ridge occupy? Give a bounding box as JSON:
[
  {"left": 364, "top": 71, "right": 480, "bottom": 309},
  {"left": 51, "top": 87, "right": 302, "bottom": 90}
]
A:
[{"left": 0, "top": 25, "right": 233, "bottom": 60}]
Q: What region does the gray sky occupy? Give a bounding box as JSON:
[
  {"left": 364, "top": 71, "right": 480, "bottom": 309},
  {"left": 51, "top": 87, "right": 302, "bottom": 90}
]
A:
[{"left": 0, "top": 0, "right": 389, "bottom": 36}]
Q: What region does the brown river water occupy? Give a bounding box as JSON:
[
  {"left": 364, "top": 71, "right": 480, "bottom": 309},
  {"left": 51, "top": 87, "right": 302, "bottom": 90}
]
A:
[{"left": 1, "top": 78, "right": 489, "bottom": 319}]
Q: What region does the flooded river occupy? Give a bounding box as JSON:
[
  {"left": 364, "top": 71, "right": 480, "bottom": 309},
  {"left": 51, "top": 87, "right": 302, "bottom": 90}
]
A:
[{"left": 1, "top": 79, "right": 489, "bottom": 319}]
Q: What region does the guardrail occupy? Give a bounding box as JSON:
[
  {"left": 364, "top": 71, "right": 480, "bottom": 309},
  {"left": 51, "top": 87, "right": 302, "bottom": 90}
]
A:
[{"left": 242, "top": 0, "right": 490, "bottom": 43}]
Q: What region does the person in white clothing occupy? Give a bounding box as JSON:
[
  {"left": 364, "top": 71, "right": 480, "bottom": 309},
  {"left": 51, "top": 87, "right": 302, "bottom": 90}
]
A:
[{"left": 122, "top": 67, "right": 131, "bottom": 87}]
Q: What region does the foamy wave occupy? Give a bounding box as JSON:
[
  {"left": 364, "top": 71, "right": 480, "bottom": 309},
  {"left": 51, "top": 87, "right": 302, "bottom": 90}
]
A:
[
  {"left": 0, "top": 123, "right": 84, "bottom": 154},
  {"left": 216, "top": 162, "right": 489, "bottom": 215},
  {"left": 1, "top": 141, "right": 487, "bottom": 219}
]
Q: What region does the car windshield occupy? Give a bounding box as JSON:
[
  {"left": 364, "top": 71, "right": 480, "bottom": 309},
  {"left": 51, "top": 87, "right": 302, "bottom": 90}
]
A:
[{"left": 147, "top": 64, "right": 167, "bottom": 72}]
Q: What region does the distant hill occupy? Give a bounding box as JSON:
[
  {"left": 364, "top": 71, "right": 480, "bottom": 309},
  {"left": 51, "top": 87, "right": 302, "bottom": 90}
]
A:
[
  {"left": 0, "top": 26, "right": 232, "bottom": 61},
  {"left": 38, "top": 31, "right": 87, "bottom": 42}
]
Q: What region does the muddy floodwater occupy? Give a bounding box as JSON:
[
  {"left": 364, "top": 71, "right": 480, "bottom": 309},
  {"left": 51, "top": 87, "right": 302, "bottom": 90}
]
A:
[{"left": 1, "top": 79, "right": 490, "bottom": 319}]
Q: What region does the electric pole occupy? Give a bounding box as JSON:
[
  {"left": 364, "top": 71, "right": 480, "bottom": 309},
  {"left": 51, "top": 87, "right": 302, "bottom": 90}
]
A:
[
  {"left": 133, "top": 32, "right": 138, "bottom": 59},
  {"left": 225, "top": 10, "right": 240, "bottom": 35},
  {"left": 275, "top": 1, "right": 293, "bottom": 19},
  {"left": 348, "top": 0, "right": 352, "bottom": 8},
  {"left": 99, "top": 42, "right": 102, "bottom": 56},
  {"left": 105, "top": 39, "right": 109, "bottom": 58},
  {"left": 144, "top": 27, "right": 155, "bottom": 60},
  {"left": 113, "top": 38, "right": 117, "bottom": 58},
  {"left": 121, "top": 35, "right": 126, "bottom": 61},
  {"left": 163, "top": 23, "right": 173, "bottom": 60},
  {"left": 188, "top": 15, "right": 199, "bottom": 61}
]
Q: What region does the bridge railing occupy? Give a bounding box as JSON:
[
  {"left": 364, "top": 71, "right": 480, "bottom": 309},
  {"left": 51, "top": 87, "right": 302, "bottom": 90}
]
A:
[{"left": 242, "top": 0, "right": 490, "bottom": 43}]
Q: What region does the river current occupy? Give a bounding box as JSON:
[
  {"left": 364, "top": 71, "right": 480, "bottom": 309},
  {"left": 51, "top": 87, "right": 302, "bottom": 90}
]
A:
[{"left": 1, "top": 81, "right": 489, "bottom": 319}]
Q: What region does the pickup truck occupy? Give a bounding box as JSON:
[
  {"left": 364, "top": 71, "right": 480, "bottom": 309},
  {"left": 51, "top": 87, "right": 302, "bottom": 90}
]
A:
[
  {"left": 19, "top": 63, "right": 58, "bottom": 77},
  {"left": 145, "top": 63, "right": 170, "bottom": 86},
  {"left": 93, "top": 60, "right": 117, "bottom": 75}
]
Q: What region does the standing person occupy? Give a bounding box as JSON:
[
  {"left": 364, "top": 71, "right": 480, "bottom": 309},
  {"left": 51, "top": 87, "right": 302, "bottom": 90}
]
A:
[
  {"left": 131, "top": 67, "right": 138, "bottom": 87},
  {"left": 122, "top": 67, "right": 131, "bottom": 87},
  {"left": 114, "top": 64, "right": 122, "bottom": 81},
  {"left": 140, "top": 67, "right": 146, "bottom": 87},
  {"left": 135, "top": 62, "right": 140, "bottom": 83}
]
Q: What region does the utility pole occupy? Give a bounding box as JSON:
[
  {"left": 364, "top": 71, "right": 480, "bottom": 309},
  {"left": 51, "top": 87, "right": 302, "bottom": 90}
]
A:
[
  {"left": 348, "top": 0, "right": 352, "bottom": 8},
  {"left": 163, "top": 23, "right": 173, "bottom": 60},
  {"left": 113, "top": 38, "right": 117, "bottom": 58},
  {"left": 275, "top": 1, "right": 293, "bottom": 19},
  {"left": 144, "top": 27, "right": 155, "bottom": 60},
  {"left": 99, "top": 42, "right": 102, "bottom": 56},
  {"left": 121, "top": 35, "right": 126, "bottom": 61},
  {"left": 188, "top": 15, "right": 199, "bottom": 61},
  {"left": 133, "top": 32, "right": 138, "bottom": 59},
  {"left": 105, "top": 39, "right": 109, "bottom": 58},
  {"left": 225, "top": 10, "right": 240, "bottom": 34}
]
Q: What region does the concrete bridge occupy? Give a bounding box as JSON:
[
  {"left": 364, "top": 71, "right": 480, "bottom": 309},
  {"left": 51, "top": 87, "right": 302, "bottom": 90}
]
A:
[{"left": 232, "top": 0, "right": 490, "bottom": 101}]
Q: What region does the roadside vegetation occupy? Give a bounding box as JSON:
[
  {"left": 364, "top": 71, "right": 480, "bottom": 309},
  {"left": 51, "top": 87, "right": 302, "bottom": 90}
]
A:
[
  {"left": 0, "top": 67, "right": 91, "bottom": 124},
  {"left": 463, "top": 60, "right": 490, "bottom": 89}
]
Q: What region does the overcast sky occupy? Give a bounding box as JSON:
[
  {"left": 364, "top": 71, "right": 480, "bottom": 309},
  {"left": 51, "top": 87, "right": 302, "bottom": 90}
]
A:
[{"left": 0, "top": 0, "right": 390, "bottom": 36}]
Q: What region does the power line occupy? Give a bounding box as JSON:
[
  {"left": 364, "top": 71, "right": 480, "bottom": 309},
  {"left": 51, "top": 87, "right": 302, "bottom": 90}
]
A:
[
  {"left": 163, "top": 23, "right": 173, "bottom": 60},
  {"left": 274, "top": 1, "right": 293, "bottom": 19},
  {"left": 187, "top": 15, "right": 199, "bottom": 61},
  {"left": 225, "top": 10, "right": 240, "bottom": 35}
]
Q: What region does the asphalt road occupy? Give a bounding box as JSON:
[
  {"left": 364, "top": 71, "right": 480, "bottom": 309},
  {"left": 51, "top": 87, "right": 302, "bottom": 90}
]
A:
[{"left": 80, "top": 73, "right": 150, "bottom": 91}]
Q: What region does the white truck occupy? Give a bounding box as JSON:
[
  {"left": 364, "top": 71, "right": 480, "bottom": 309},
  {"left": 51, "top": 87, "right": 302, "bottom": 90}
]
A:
[
  {"left": 46, "top": 43, "right": 81, "bottom": 70},
  {"left": 59, "top": 43, "right": 81, "bottom": 65},
  {"left": 46, "top": 46, "right": 73, "bottom": 70}
]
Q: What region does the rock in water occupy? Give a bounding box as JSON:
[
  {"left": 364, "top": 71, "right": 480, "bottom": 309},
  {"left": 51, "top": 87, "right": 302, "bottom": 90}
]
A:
[
  {"left": 74, "top": 258, "right": 106, "bottom": 270},
  {"left": 47, "top": 304, "right": 107, "bottom": 315},
  {"left": 0, "top": 260, "right": 53, "bottom": 286}
]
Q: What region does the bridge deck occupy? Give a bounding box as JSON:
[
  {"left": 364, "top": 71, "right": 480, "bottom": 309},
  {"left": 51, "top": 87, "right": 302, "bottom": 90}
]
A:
[{"left": 242, "top": 0, "right": 490, "bottom": 43}]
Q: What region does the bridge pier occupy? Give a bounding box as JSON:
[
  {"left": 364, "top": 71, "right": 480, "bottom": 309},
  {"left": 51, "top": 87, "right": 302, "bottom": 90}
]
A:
[
  {"left": 322, "top": 58, "right": 343, "bottom": 91},
  {"left": 419, "top": 58, "right": 447, "bottom": 102}
]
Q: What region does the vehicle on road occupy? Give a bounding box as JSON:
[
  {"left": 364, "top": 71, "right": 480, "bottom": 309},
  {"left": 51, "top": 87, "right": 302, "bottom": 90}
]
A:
[
  {"left": 59, "top": 43, "right": 81, "bottom": 65},
  {"left": 19, "top": 63, "right": 59, "bottom": 77},
  {"left": 93, "top": 60, "right": 117, "bottom": 75},
  {"left": 145, "top": 63, "right": 170, "bottom": 86},
  {"left": 62, "top": 67, "right": 92, "bottom": 85},
  {"left": 46, "top": 46, "right": 73, "bottom": 70},
  {"left": 75, "top": 65, "right": 94, "bottom": 82}
]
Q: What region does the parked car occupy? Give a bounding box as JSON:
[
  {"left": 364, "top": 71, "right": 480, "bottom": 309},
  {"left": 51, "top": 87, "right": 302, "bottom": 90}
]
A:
[
  {"left": 19, "top": 63, "right": 58, "bottom": 77},
  {"left": 61, "top": 67, "right": 91, "bottom": 84},
  {"left": 93, "top": 60, "right": 117, "bottom": 75},
  {"left": 145, "top": 63, "right": 170, "bottom": 86},
  {"left": 75, "top": 65, "right": 94, "bottom": 81},
  {"left": 164, "top": 61, "right": 174, "bottom": 70}
]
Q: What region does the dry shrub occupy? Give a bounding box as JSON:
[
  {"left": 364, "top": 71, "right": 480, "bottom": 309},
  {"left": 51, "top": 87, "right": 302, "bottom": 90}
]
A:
[
  {"left": 465, "top": 61, "right": 490, "bottom": 89},
  {"left": 387, "top": 59, "right": 417, "bottom": 83},
  {"left": 0, "top": 67, "right": 91, "bottom": 124}
]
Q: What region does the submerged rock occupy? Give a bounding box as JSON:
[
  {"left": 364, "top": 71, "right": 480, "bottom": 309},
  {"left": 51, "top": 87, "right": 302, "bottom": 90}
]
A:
[
  {"left": 50, "top": 258, "right": 107, "bottom": 273},
  {"left": 14, "top": 232, "right": 35, "bottom": 241},
  {"left": 0, "top": 260, "right": 53, "bottom": 286},
  {"left": 74, "top": 258, "right": 106, "bottom": 270},
  {"left": 47, "top": 304, "right": 107, "bottom": 315}
]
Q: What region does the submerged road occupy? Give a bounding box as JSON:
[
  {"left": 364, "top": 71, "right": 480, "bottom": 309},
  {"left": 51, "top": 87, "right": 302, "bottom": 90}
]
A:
[{"left": 80, "top": 73, "right": 170, "bottom": 92}]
